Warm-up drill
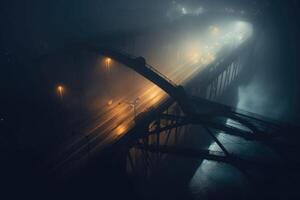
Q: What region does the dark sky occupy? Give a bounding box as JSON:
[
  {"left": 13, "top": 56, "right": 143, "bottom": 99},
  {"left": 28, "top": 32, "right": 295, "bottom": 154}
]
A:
[{"left": 0, "top": 0, "right": 260, "bottom": 58}]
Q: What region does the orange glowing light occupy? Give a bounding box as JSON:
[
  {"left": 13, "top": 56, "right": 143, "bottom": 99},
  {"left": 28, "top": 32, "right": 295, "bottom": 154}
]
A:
[
  {"left": 57, "top": 85, "right": 64, "bottom": 99},
  {"left": 116, "top": 125, "right": 126, "bottom": 136},
  {"left": 107, "top": 100, "right": 113, "bottom": 106},
  {"left": 104, "top": 57, "right": 112, "bottom": 71},
  {"left": 57, "top": 85, "right": 63, "bottom": 92},
  {"left": 106, "top": 58, "right": 111, "bottom": 63}
]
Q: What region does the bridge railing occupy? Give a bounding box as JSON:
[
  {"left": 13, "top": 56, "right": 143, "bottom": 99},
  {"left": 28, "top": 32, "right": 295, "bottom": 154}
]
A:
[
  {"left": 111, "top": 48, "right": 178, "bottom": 88},
  {"left": 186, "top": 36, "right": 256, "bottom": 100}
]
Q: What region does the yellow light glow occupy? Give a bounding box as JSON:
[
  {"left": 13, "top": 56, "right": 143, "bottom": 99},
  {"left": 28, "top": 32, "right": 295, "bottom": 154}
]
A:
[
  {"left": 106, "top": 58, "right": 111, "bottom": 63},
  {"left": 116, "top": 124, "right": 126, "bottom": 136},
  {"left": 107, "top": 100, "right": 113, "bottom": 106},
  {"left": 104, "top": 57, "right": 112, "bottom": 71},
  {"left": 57, "top": 86, "right": 63, "bottom": 91},
  {"left": 57, "top": 85, "right": 64, "bottom": 99}
]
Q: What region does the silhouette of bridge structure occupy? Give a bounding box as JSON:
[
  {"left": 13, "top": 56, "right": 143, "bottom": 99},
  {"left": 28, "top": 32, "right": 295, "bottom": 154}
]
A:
[
  {"left": 49, "top": 35, "right": 297, "bottom": 179},
  {"left": 111, "top": 52, "right": 297, "bottom": 179},
  {"left": 50, "top": 26, "right": 298, "bottom": 179},
  {"left": 99, "top": 50, "right": 267, "bottom": 154}
]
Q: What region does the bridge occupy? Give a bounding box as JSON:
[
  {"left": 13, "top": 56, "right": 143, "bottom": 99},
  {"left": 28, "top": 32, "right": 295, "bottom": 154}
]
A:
[
  {"left": 49, "top": 31, "right": 299, "bottom": 180},
  {"left": 45, "top": 1, "right": 297, "bottom": 178}
]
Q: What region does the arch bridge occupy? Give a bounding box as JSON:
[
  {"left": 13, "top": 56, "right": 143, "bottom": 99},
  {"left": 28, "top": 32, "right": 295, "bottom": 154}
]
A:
[{"left": 85, "top": 41, "right": 297, "bottom": 175}]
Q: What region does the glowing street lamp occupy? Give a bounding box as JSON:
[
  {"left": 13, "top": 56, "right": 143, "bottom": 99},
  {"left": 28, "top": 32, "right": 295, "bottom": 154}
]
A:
[
  {"left": 57, "top": 85, "right": 64, "bottom": 100},
  {"left": 116, "top": 124, "right": 126, "bottom": 136},
  {"left": 107, "top": 99, "right": 113, "bottom": 106},
  {"left": 105, "top": 57, "right": 111, "bottom": 71}
]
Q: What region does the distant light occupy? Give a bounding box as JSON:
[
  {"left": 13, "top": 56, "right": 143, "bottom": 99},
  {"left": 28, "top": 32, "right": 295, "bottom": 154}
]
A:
[
  {"left": 167, "top": 3, "right": 204, "bottom": 20},
  {"left": 106, "top": 58, "right": 111, "bottom": 63},
  {"left": 180, "top": 6, "right": 204, "bottom": 16},
  {"left": 181, "top": 7, "right": 187, "bottom": 15},
  {"left": 57, "top": 86, "right": 63, "bottom": 94},
  {"left": 105, "top": 57, "right": 112, "bottom": 71},
  {"left": 116, "top": 124, "right": 126, "bottom": 136},
  {"left": 233, "top": 21, "right": 253, "bottom": 44},
  {"left": 57, "top": 85, "right": 64, "bottom": 99},
  {"left": 107, "top": 100, "right": 113, "bottom": 106}
]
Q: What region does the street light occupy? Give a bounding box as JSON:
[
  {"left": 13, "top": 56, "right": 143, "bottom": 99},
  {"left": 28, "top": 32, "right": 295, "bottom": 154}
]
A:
[
  {"left": 105, "top": 57, "right": 111, "bottom": 72},
  {"left": 116, "top": 124, "right": 126, "bottom": 136},
  {"left": 107, "top": 99, "right": 113, "bottom": 106},
  {"left": 57, "top": 85, "right": 64, "bottom": 100}
]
